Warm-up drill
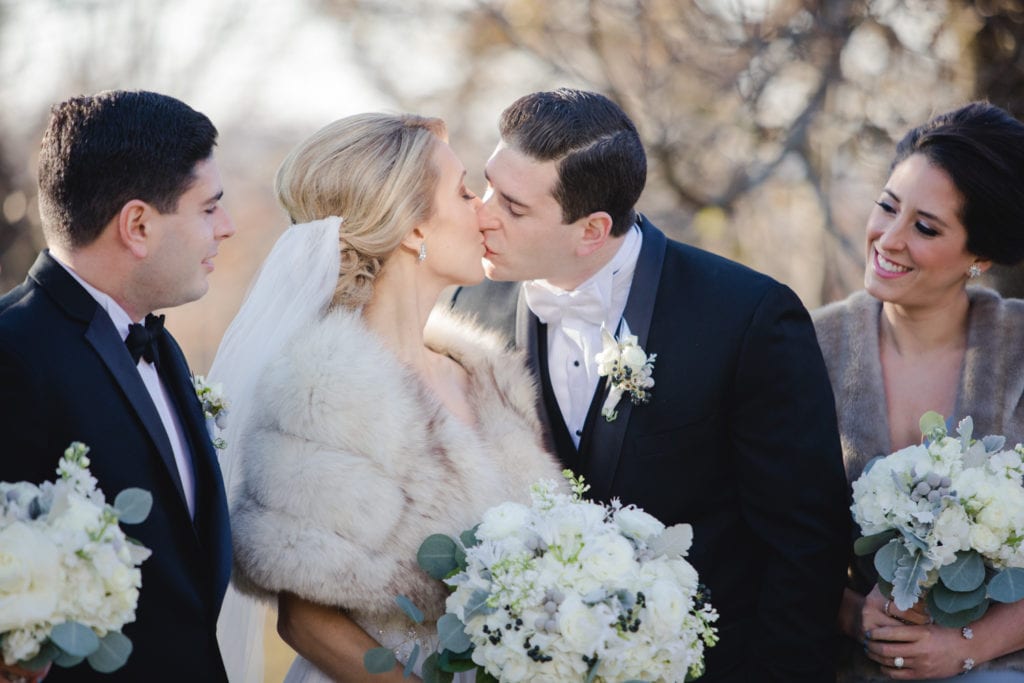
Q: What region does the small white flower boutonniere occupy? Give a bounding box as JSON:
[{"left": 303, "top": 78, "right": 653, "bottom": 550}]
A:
[
  {"left": 193, "top": 374, "right": 228, "bottom": 449},
  {"left": 595, "top": 326, "right": 656, "bottom": 422}
]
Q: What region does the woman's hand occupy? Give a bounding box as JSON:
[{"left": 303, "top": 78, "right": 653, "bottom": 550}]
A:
[
  {"left": 0, "top": 662, "right": 50, "bottom": 683},
  {"left": 864, "top": 620, "right": 970, "bottom": 679}
]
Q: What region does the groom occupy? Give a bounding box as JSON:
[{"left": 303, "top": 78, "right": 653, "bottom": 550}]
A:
[
  {"left": 451, "top": 89, "right": 851, "bottom": 682},
  {"left": 0, "top": 91, "right": 235, "bottom": 681}
]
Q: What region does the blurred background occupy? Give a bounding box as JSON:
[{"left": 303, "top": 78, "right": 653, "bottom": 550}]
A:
[{"left": 3, "top": 0, "right": 1024, "bottom": 678}]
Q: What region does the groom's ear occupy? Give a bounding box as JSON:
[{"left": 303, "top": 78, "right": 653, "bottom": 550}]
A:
[
  {"left": 575, "top": 211, "right": 613, "bottom": 257},
  {"left": 117, "top": 200, "right": 152, "bottom": 259}
]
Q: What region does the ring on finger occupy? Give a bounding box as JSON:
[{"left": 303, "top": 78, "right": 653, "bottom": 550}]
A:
[
  {"left": 894, "top": 656, "right": 905, "bottom": 669},
  {"left": 884, "top": 599, "right": 892, "bottom": 616}
]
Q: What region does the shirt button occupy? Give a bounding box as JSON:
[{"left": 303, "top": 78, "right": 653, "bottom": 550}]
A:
[
  {"left": 575, "top": 429, "right": 582, "bottom": 436},
  {"left": 573, "top": 360, "right": 580, "bottom": 367}
]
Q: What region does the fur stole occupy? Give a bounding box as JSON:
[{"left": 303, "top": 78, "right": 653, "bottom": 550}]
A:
[{"left": 230, "top": 306, "right": 562, "bottom": 624}]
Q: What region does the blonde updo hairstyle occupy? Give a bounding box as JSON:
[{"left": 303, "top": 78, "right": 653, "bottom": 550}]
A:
[{"left": 275, "top": 112, "right": 447, "bottom": 308}]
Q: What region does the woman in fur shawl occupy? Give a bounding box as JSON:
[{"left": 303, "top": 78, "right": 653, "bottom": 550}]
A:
[
  {"left": 210, "top": 113, "right": 561, "bottom": 682},
  {"left": 813, "top": 102, "right": 1024, "bottom": 682}
]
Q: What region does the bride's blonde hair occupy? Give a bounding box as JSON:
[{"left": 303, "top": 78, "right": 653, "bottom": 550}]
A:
[{"left": 275, "top": 112, "right": 447, "bottom": 308}]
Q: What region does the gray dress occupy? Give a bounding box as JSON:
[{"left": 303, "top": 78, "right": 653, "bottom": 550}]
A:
[{"left": 813, "top": 287, "right": 1024, "bottom": 682}]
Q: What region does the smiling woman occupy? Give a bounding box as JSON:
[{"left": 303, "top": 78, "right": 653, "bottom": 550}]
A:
[{"left": 813, "top": 102, "right": 1024, "bottom": 682}]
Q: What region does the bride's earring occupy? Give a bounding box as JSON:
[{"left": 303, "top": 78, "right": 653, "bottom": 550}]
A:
[
  {"left": 418, "top": 242, "right": 427, "bottom": 263},
  {"left": 968, "top": 263, "right": 982, "bottom": 279}
]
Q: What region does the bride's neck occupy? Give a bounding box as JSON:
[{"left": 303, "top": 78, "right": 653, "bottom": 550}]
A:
[{"left": 361, "top": 257, "right": 443, "bottom": 370}]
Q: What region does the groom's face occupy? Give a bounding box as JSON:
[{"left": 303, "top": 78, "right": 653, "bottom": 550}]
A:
[{"left": 479, "top": 142, "right": 579, "bottom": 288}]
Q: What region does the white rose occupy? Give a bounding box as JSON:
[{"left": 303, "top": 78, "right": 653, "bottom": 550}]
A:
[
  {"left": 579, "top": 533, "right": 636, "bottom": 583},
  {"left": 615, "top": 507, "right": 665, "bottom": 541},
  {"left": 621, "top": 344, "right": 648, "bottom": 369},
  {"left": 478, "top": 502, "right": 531, "bottom": 541},
  {"left": 969, "top": 524, "right": 1001, "bottom": 554},
  {"left": 645, "top": 579, "right": 688, "bottom": 633},
  {"left": 557, "top": 594, "right": 612, "bottom": 655},
  {"left": 0, "top": 522, "right": 63, "bottom": 632}
]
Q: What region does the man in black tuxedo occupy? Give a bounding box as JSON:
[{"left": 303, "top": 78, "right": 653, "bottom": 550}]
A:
[
  {"left": 451, "top": 88, "right": 851, "bottom": 682},
  {"left": 0, "top": 91, "right": 235, "bottom": 682}
]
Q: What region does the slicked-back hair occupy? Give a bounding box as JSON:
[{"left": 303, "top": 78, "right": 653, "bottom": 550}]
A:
[
  {"left": 499, "top": 89, "right": 646, "bottom": 236},
  {"left": 892, "top": 101, "right": 1024, "bottom": 265},
  {"left": 37, "top": 90, "right": 218, "bottom": 249}
]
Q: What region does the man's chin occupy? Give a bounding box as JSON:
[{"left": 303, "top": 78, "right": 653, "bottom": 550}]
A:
[{"left": 482, "top": 258, "right": 517, "bottom": 283}]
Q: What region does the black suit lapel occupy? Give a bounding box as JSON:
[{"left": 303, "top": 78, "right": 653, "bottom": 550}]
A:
[
  {"left": 579, "top": 219, "right": 668, "bottom": 501},
  {"left": 515, "top": 287, "right": 562, "bottom": 459},
  {"left": 30, "top": 253, "right": 191, "bottom": 510}
]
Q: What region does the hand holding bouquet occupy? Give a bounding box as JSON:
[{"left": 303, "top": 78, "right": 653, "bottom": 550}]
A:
[
  {"left": 851, "top": 412, "right": 1024, "bottom": 627},
  {"left": 0, "top": 443, "right": 152, "bottom": 674},
  {"left": 403, "top": 472, "right": 718, "bottom": 682}
]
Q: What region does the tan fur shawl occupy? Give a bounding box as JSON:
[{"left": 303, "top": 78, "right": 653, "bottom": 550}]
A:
[
  {"left": 230, "top": 307, "right": 562, "bottom": 627},
  {"left": 813, "top": 287, "right": 1024, "bottom": 679}
]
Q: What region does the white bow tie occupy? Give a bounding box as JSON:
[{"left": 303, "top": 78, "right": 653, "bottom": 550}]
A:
[{"left": 523, "top": 279, "right": 609, "bottom": 328}]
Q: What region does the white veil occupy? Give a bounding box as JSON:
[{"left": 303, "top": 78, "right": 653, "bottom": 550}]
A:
[{"left": 210, "top": 216, "right": 342, "bottom": 683}]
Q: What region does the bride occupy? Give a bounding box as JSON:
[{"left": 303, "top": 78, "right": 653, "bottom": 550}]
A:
[{"left": 210, "top": 113, "right": 561, "bottom": 682}]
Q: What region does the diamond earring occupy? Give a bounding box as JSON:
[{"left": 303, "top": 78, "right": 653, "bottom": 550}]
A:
[
  {"left": 968, "top": 263, "right": 982, "bottom": 279},
  {"left": 418, "top": 242, "right": 427, "bottom": 263}
]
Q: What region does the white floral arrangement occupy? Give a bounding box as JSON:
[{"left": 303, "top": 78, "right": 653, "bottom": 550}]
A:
[
  {"left": 192, "top": 374, "right": 228, "bottom": 449},
  {"left": 0, "top": 443, "right": 152, "bottom": 673},
  {"left": 377, "top": 472, "right": 718, "bottom": 682},
  {"left": 851, "top": 411, "right": 1024, "bottom": 626},
  {"left": 595, "top": 327, "right": 656, "bottom": 422}
]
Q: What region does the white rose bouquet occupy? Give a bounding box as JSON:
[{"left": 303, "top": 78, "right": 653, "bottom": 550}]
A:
[
  {"left": 851, "top": 411, "right": 1024, "bottom": 627},
  {"left": 373, "top": 472, "right": 718, "bottom": 682},
  {"left": 0, "top": 442, "right": 152, "bottom": 673}
]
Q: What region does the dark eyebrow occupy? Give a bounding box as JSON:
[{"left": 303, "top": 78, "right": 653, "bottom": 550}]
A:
[
  {"left": 483, "top": 168, "right": 529, "bottom": 209},
  {"left": 882, "top": 189, "right": 951, "bottom": 228},
  {"left": 205, "top": 190, "right": 224, "bottom": 205}
]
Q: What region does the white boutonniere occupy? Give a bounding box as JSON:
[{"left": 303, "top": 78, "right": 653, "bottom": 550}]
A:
[
  {"left": 594, "top": 326, "right": 656, "bottom": 422},
  {"left": 192, "top": 374, "right": 228, "bottom": 449}
]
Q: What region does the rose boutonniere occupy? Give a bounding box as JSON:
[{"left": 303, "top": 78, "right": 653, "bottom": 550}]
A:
[
  {"left": 595, "top": 326, "right": 656, "bottom": 422},
  {"left": 192, "top": 374, "right": 228, "bottom": 449}
]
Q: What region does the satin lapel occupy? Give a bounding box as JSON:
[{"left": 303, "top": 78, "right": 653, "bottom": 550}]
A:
[
  {"left": 516, "top": 286, "right": 559, "bottom": 457},
  {"left": 582, "top": 219, "right": 668, "bottom": 501},
  {"left": 157, "top": 336, "right": 233, "bottom": 607}
]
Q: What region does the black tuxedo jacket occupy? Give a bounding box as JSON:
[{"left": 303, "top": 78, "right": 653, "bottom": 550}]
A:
[
  {"left": 451, "top": 219, "right": 850, "bottom": 682},
  {"left": 0, "top": 252, "right": 231, "bottom": 682}
]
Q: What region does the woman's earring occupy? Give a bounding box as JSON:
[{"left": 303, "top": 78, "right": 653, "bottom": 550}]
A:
[
  {"left": 418, "top": 242, "right": 427, "bottom": 263},
  {"left": 968, "top": 263, "right": 982, "bottom": 279}
]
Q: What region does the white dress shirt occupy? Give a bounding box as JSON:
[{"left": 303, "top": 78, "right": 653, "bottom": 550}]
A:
[
  {"left": 54, "top": 257, "right": 197, "bottom": 518},
  {"left": 524, "top": 225, "right": 643, "bottom": 446}
]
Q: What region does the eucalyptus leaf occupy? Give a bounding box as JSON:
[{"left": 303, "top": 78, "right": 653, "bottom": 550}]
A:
[
  {"left": 364, "top": 647, "right": 397, "bottom": 674},
  {"left": 919, "top": 411, "right": 947, "bottom": 442},
  {"left": 418, "top": 534, "right": 459, "bottom": 580},
  {"left": 421, "top": 652, "right": 442, "bottom": 683},
  {"left": 438, "top": 649, "right": 478, "bottom": 672},
  {"left": 404, "top": 643, "right": 420, "bottom": 678},
  {"left": 988, "top": 567, "right": 1024, "bottom": 603},
  {"left": 21, "top": 641, "right": 59, "bottom": 669},
  {"left": 862, "top": 455, "right": 883, "bottom": 476},
  {"left": 460, "top": 525, "right": 480, "bottom": 548},
  {"left": 464, "top": 589, "right": 496, "bottom": 621},
  {"left": 86, "top": 631, "right": 132, "bottom": 673},
  {"left": 874, "top": 539, "right": 901, "bottom": 583},
  {"left": 586, "top": 658, "right": 601, "bottom": 683},
  {"left": 50, "top": 622, "right": 99, "bottom": 658},
  {"left": 892, "top": 550, "right": 933, "bottom": 611},
  {"left": 395, "top": 595, "right": 425, "bottom": 624},
  {"left": 437, "top": 613, "right": 472, "bottom": 654},
  {"left": 477, "top": 668, "right": 500, "bottom": 683},
  {"left": 52, "top": 651, "right": 84, "bottom": 668},
  {"left": 877, "top": 577, "right": 894, "bottom": 599},
  {"left": 932, "top": 580, "right": 986, "bottom": 613},
  {"left": 453, "top": 542, "right": 467, "bottom": 572},
  {"left": 853, "top": 529, "right": 898, "bottom": 557},
  {"left": 938, "top": 552, "right": 985, "bottom": 592},
  {"left": 113, "top": 488, "right": 153, "bottom": 524},
  {"left": 926, "top": 590, "right": 990, "bottom": 628}
]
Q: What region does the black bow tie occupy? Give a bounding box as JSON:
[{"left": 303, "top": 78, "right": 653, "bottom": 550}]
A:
[{"left": 125, "top": 314, "right": 165, "bottom": 366}]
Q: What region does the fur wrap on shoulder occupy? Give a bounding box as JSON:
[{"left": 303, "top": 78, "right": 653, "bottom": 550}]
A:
[{"left": 230, "top": 306, "right": 562, "bottom": 627}]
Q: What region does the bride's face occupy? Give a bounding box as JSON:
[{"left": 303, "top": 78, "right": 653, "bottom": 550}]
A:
[{"left": 418, "top": 140, "right": 487, "bottom": 286}]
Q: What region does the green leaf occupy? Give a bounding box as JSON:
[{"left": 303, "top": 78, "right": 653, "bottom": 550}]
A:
[
  {"left": 438, "top": 649, "right": 478, "bottom": 672},
  {"left": 919, "top": 411, "right": 947, "bottom": 441},
  {"left": 932, "top": 580, "right": 986, "bottom": 613},
  {"left": 86, "top": 631, "right": 132, "bottom": 673},
  {"left": 476, "top": 668, "right": 500, "bottom": 683},
  {"left": 53, "top": 651, "right": 84, "bottom": 668},
  {"left": 586, "top": 658, "right": 601, "bottom": 683},
  {"left": 114, "top": 488, "right": 153, "bottom": 524},
  {"left": 21, "top": 641, "right": 60, "bottom": 669},
  {"left": 988, "top": 567, "right": 1024, "bottom": 603},
  {"left": 421, "top": 653, "right": 454, "bottom": 683},
  {"left": 418, "top": 534, "right": 459, "bottom": 580},
  {"left": 926, "top": 590, "right": 990, "bottom": 628},
  {"left": 460, "top": 525, "right": 480, "bottom": 548},
  {"left": 853, "top": 529, "right": 898, "bottom": 557},
  {"left": 50, "top": 622, "right": 99, "bottom": 658},
  {"left": 464, "top": 589, "right": 495, "bottom": 621},
  {"left": 938, "top": 552, "right": 986, "bottom": 592},
  {"left": 395, "top": 595, "right": 424, "bottom": 624},
  {"left": 892, "top": 550, "right": 933, "bottom": 611},
  {"left": 874, "top": 539, "right": 901, "bottom": 583},
  {"left": 364, "top": 647, "right": 397, "bottom": 674},
  {"left": 437, "top": 614, "right": 472, "bottom": 654},
  {"left": 404, "top": 643, "right": 420, "bottom": 678}
]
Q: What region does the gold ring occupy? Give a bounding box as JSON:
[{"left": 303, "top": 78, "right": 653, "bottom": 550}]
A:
[{"left": 884, "top": 599, "right": 891, "bottom": 616}]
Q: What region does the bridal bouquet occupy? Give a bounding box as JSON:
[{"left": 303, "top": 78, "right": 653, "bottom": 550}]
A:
[
  {"left": 851, "top": 412, "right": 1024, "bottom": 627},
  {"left": 0, "top": 443, "right": 152, "bottom": 673},
  {"left": 409, "top": 472, "right": 718, "bottom": 682}
]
